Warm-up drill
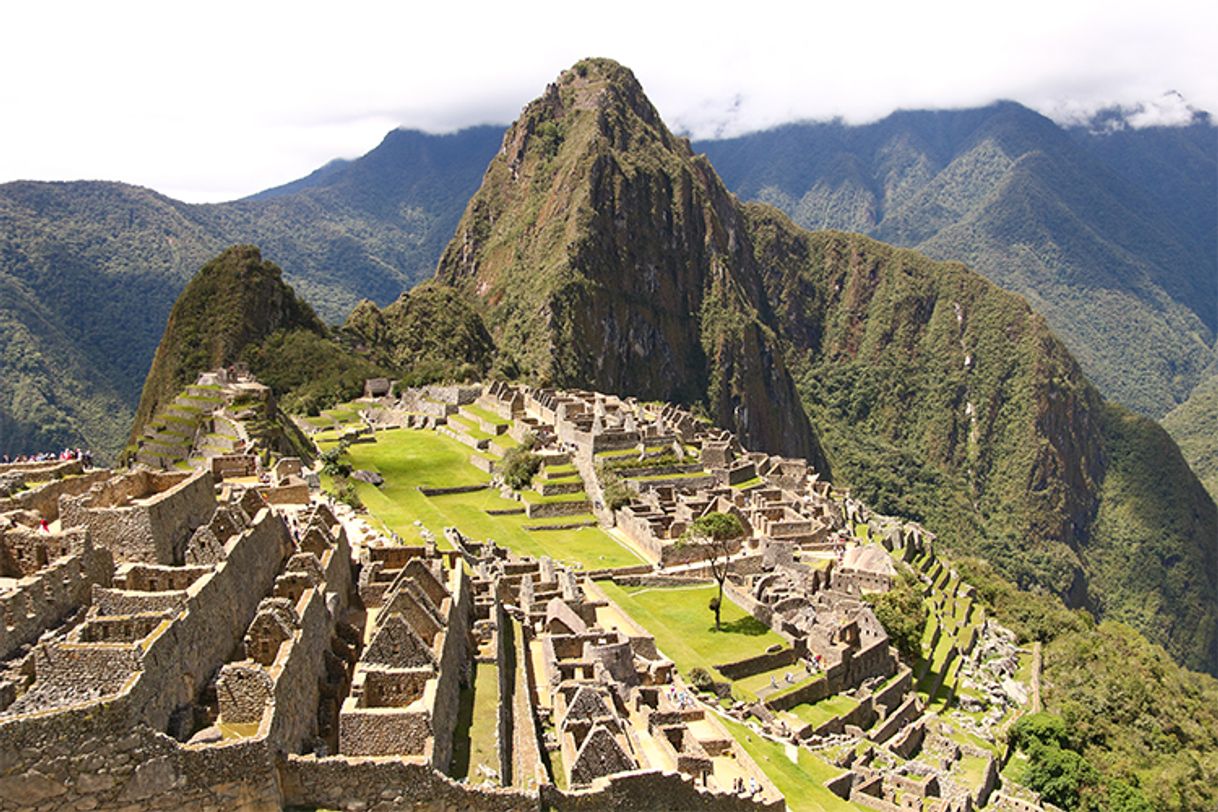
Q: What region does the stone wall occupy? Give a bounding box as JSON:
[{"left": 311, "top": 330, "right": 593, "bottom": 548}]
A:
[
  {"left": 0, "top": 510, "right": 323, "bottom": 812},
  {"left": 0, "top": 469, "right": 110, "bottom": 520},
  {"left": 542, "top": 769, "right": 784, "bottom": 811},
  {"left": 872, "top": 667, "right": 912, "bottom": 715},
  {"left": 338, "top": 706, "right": 434, "bottom": 757},
  {"left": 280, "top": 754, "right": 535, "bottom": 811},
  {"left": 0, "top": 540, "right": 112, "bottom": 660},
  {"left": 91, "top": 585, "right": 188, "bottom": 617},
  {"left": 0, "top": 700, "right": 282, "bottom": 812},
  {"left": 265, "top": 535, "right": 352, "bottom": 750},
  {"left": 217, "top": 663, "right": 274, "bottom": 724},
  {"left": 714, "top": 646, "right": 800, "bottom": 681},
  {"left": 127, "top": 509, "right": 290, "bottom": 729},
  {"left": 870, "top": 694, "right": 921, "bottom": 744},
  {"left": 430, "top": 562, "right": 472, "bottom": 771},
  {"left": 525, "top": 498, "right": 593, "bottom": 519},
  {"left": 60, "top": 469, "right": 216, "bottom": 564},
  {"left": 496, "top": 599, "right": 515, "bottom": 784}
]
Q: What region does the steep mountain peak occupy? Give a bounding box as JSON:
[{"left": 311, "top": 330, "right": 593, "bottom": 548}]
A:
[
  {"left": 436, "top": 58, "right": 823, "bottom": 465},
  {"left": 129, "top": 245, "right": 325, "bottom": 441}
]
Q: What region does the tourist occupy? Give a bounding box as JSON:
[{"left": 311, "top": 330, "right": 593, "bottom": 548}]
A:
[{"left": 38, "top": 518, "right": 49, "bottom": 533}]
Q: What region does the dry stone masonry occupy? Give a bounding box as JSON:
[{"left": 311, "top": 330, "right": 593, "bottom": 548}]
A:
[{"left": 0, "top": 374, "right": 1050, "bottom": 811}]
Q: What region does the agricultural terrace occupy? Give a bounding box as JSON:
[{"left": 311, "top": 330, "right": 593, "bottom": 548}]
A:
[{"left": 320, "top": 428, "right": 642, "bottom": 570}]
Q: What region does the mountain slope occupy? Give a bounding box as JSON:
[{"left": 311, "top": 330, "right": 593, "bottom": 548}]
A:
[
  {"left": 746, "top": 210, "right": 1218, "bottom": 671},
  {"left": 425, "top": 59, "right": 1218, "bottom": 674},
  {"left": 1162, "top": 372, "right": 1218, "bottom": 501},
  {"left": 131, "top": 245, "right": 385, "bottom": 442},
  {"left": 698, "top": 106, "right": 1217, "bottom": 419},
  {"left": 433, "top": 59, "right": 824, "bottom": 465},
  {"left": 0, "top": 127, "right": 499, "bottom": 460},
  {"left": 131, "top": 244, "right": 328, "bottom": 434}
]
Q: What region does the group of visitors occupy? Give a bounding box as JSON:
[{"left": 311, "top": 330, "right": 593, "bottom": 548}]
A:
[
  {"left": 666, "top": 684, "right": 696, "bottom": 709},
  {"left": 1, "top": 448, "right": 92, "bottom": 467},
  {"left": 732, "top": 775, "right": 761, "bottom": 797}
]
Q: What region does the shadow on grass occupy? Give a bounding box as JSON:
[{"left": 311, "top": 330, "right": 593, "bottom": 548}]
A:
[{"left": 714, "top": 615, "right": 773, "bottom": 637}]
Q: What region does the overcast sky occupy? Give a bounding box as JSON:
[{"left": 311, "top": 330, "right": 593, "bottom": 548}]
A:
[{"left": 3, "top": 0, "right": 1214, "bottom": 202}]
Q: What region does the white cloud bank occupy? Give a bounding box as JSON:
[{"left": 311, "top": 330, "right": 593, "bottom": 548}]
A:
[{"left": 1, "top": 0, "right": 1213, "bottom": 202}]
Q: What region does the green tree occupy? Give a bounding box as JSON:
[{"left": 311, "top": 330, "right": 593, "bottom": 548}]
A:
[
  {"left": 681, "top": 512, "right": 746, "bottom": 631},
  {"left": 499, "top": 445, "right": 541, "bottom": 491},
  {"left": 863, "top": 567, "right": 926, "bottom": 662}
]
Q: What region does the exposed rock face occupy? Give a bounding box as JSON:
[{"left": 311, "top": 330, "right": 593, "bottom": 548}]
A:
[{"left": 434, "top": 58, "right": 825, "bottom": 467}]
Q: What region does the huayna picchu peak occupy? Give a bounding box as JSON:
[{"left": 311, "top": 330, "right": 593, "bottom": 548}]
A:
[
  {"left": 2, "top": 55, "right": 1217, "bottom": 812},
  {"left": 435, "top": 58, "right": 826, "bottom": 469}
]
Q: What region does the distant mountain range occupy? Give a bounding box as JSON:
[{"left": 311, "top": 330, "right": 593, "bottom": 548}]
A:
[
  {"left": 0, "top": 126, "right": 500, "bottom": 456},
  {"left": 1, "top": 90, "right": 1214, "bottom": 502},
  {"left": 698, "top": 103, "right": 1217, "bottom": 419}
]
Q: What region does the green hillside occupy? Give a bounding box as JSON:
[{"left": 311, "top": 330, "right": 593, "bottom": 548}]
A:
[
  {"left": 131, "top": 245, "right": 385, "bottom": 442},
  {"left": 1162, "top": 371, "right": 1218, "bottom": 502},
  {"left": 747, "top": 214, "right": 1218, "bottom": 673},
  {"left": 0, "top": 127, "right": 500, "bottom": 460},
  {"left": 699, "top": 107, "right": 1217, "bottom": 420}
]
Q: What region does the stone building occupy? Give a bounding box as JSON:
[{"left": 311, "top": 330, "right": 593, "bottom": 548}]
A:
[{"left": 59, "top": 468, "right": 216, "bottom": 565}]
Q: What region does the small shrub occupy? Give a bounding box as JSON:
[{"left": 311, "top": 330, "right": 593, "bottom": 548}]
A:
[{"left": 688, "top": 667, "right": 714, "bottom": 691}]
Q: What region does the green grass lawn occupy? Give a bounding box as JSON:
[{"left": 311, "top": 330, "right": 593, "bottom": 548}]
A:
[
  {"left": 787, "top": 694, "right": 859, "bottom": 729},
  {"left": 462, "top": 404, "right": 509, "bottom": 426},
  {"left": 719, "top": 716, "right": 857, "bottom": 812},
  {"left": 326, "top": 429, "right": 639, "bottom": 568},
  {"left": 595, "top": 582, "right": 785, "bottom": 699}
]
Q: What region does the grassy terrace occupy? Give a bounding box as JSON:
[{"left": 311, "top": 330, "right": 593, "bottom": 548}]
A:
[
  {"left": 719, "top": 716, "right": 856, "bottom": 812},
  {"left": 595, "top": 582, "right": 786, "bottom": 700},
  {"left": 462, "top": 403, "right": 509, "bottom": 426},
  {"left": 322, "top": 429, "right": 640, "bottom": 569},
  {"left": 519, "top": 489, "right": 589, "bottom": 505},
  {"left": 447, "top": 413, "right": 494, "bottom": 441},
  {"left": 787, "top": 694, "right": 859, "bottom": 729},
  {"left": 629, "top": 471, "right": 708, "bottom": 481}
]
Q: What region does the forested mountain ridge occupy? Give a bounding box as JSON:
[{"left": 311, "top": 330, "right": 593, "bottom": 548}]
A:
[
  {"left": 427, "top": 58, "right": 1218, "bottom": 676},
  {"left": 0, "top": 127, "right": 499, "bottom": 460},
  {"left": 697, "top": 104, "right": 1217, "bottom": 420}
]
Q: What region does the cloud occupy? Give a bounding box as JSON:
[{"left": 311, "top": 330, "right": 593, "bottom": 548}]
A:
[
  {"left": 1, "top": 0, "right": 1213, "bottom": 202},
  {"left": 1125, "top": 91, "right": 1199, "bottom": 127}
]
